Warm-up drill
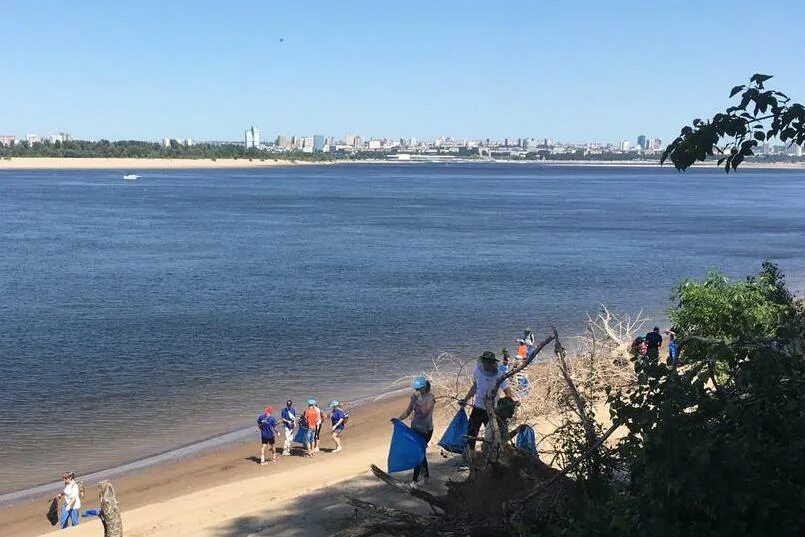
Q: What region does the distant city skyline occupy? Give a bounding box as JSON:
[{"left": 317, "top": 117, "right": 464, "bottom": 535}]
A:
[{"left": 1, "top": 1, "right": 804, "bottom": 143}]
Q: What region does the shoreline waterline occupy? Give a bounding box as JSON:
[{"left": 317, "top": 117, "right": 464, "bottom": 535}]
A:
[{"left": 0, "top": 385, "right": 412, "bottom": 507}]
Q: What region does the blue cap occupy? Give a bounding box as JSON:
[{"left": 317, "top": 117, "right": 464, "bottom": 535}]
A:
[
  {"left": 306, "top": 399, "right": 317, "bottom": 406},
  {"left": 329, "top": 400, "right": 340, "bottom": 407},
  {"left": 413, "top": 376, "right": 428, "bottom": 390}
]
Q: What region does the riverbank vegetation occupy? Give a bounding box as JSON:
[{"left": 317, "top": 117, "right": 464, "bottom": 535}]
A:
[{"left": 338, "top": 262, "right": 804, "bottom": 537}]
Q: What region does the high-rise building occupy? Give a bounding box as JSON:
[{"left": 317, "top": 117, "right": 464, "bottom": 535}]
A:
[
  {"left": 795, "top": 143, "right": 803, "bottom": 157},
  {"left": 353, "top": 136, "right": 363, "bottom": 149},
  {"left": 0, "top": 135, "right": 16, "bottom": 146},
  {"left": 49, "top": 133, "right": 70, "bottom": 143},
  {"left": 637, "top": 135, "right": 647, "bottom": 150},
  {"left": 619, "top": 140, "right": 631, "bottom": 151},
  {"left": 26, "top": 134, "right": 41, "bottom": 144},
  {"left": 651, "top": 138, "right": 662, "bottom": 150},
  {"left": 312, "top": 135, "right": 325, "bottom": 152},
  {"left": 162, "top": 138, "right": 172, "bottom": 148},
  {"left": 244, "top": 126, "right": 260, "bottom": 149}
]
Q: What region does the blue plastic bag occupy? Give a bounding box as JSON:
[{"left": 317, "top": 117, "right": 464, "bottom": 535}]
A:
[
  {"left": 517, "top": 374, "right": 531, "bottom": 397},
  {"left": 438, "top": 408, "right": 469, "bottom": 454},
  {"left": 515, "top": 425, "right": 537, "bottom": 455},
  {"left": 387, "top": 419, "right": 427, "bottom": 473},
  {"left": 293, "top": 426, "right": 307, "bottom": 444}
]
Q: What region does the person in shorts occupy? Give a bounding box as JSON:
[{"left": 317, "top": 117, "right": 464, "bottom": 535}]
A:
[
  {"left": 257, "top": 405, "right": 278, "bottom": 465},
  {"left": 303, "top": 399, "right": 321, "bottom": 457},
  {"left": 329, "top": 400, "right": 347, "bottom": 453}
]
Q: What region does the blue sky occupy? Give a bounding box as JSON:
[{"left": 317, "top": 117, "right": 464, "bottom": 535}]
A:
[{"left": 1, "top": 0, "right": 803, "bottom": 143}]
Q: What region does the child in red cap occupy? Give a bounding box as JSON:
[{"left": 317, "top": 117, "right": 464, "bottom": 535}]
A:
[{"left": 257, "top": 405, "right": 278, "bottom": 465}]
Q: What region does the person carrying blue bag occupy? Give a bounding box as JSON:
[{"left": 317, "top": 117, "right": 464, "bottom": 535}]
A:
[
  {"left": 396, "top": 376, "right": 436, "bottom": 486},
  {"left": 387, "top": 419, "right": 428, "bottom": 476}
]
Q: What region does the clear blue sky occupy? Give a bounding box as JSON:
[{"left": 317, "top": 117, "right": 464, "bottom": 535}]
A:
[{"left": 1, "top": 0, "right": 803, "bottom": 143}]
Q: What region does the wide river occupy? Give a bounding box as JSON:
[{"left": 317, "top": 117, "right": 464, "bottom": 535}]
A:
[{"left": 1, "top": 163, "right": 804, "bottom": 496}]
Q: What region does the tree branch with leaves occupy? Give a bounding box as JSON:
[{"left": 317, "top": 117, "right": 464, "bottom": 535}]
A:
[{"left": 662, "top": 74, "right": 805, "bottom": 172}]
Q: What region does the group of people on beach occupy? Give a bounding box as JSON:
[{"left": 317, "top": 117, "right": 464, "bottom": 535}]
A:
[
  {"left": 630, "top": 326, "right": 679, "bottom": 366},
  {"left": 256, "top": 399, "right": 348, "bottom": 464}
]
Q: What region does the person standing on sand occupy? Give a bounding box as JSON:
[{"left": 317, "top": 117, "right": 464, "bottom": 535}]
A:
[
  {"left": 645, "top": 326, "right": 663, "bottom": 362},
  {"left": 397, "top": 376, "right": 436, "bottom": 487},
  {"left": 313, "top": 401, "right": 324, "bottom": 453},
  {"left": 54, "top": 471, "right": 81, "bottom": 528},
  {"left": 460, "top": 351, "right": 514, "bottom": 452},
  {"left": 329, "top": 400, "right": 347, "bottom": 453},
  {"left": 257, "top": 406, "right": 278, "bottom": 465},
  {"left": 281, "top": 400, "right": 296, "bottom": 456},
  {"left": 303, "top": 400, "right": 321, "bottom": 457}
]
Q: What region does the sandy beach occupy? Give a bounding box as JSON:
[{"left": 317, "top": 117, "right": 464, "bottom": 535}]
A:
[
  {"left": 0, "top": 394, "right": 425, "bottom": 537},
  {"left": 0, "top": 158, "right": 309, "bottom": 170}
]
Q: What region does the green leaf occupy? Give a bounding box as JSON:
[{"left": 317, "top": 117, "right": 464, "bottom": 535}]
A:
[
  {"left": 730, "top": 85, "right": 745, "bottom": 98},
  {"left": 750, "top": 74, "right": 773, "bottom": 84}
]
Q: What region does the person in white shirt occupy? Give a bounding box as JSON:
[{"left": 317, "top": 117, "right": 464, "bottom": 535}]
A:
[
  {"left": 55, "top": 471, "right": 81, "bottom": 528},
  {"left": 460, "top": 351, "right": 513, "bottom": 451}
]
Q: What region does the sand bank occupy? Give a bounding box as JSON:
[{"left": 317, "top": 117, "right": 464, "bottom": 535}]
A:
[
  {"left": 0, "top": 394, "right": 417, "bottom": 537},
  {"left": 0, "top": 158, "right": 310, "bottom": 170}
]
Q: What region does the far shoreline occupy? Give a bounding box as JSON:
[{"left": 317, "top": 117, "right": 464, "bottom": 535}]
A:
[{"left": 1, "top": 156, "right": 804, "bottom": 171}]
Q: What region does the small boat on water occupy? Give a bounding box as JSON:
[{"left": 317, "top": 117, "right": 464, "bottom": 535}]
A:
[{"left": 123, "top": 174, "right": 140, "bottom": 181}]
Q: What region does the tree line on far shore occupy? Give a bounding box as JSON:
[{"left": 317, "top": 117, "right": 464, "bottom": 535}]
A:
[{"left": 0, "top": 139, "right": 337, "bottom": 162}]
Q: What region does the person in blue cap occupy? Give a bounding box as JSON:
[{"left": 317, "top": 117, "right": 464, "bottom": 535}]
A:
[
  {"left": 329, "top": 400, "right": 348, "bottom": 453},
  {"left": 397, "top": 376, "right": 436, "bottom": 486}
]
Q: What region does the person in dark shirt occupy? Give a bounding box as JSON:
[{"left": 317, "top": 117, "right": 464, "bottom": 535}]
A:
[{"left": 645, "top": 327, "right": 663, "bottom": 362}]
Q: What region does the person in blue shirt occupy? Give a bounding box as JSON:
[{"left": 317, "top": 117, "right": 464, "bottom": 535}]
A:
[
  {"left": 280, "top": 400, "right": 296, "bottom": 456},
  {"left": 666, "top": 331, "right": 680, "bottom": 368},
  {"left": 257, "top": 405, "right": 278, "bottom": 465},
  {"left": 329, "top": 400, "right": 347, "bottom": 454}
]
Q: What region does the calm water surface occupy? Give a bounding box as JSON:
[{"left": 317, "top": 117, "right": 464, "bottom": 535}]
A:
[{"left": 1, "top": 163, "right": 804, "bottom": 495}]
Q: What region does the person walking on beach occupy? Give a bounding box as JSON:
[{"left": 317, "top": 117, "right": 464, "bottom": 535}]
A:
[
  {"left": 645, "top": 326, "right": 663, "bottom": 362},
  {"left": 397, "top": 376, "right": 436, "bottom": 487},
  {"left": 460, "top": 351, "right": 513, "bottom": 452},
  {"left": 329, "top": 400, "right": 347, "bottom": 453},
  {"left": 281, "top": 400, "right": 296, "bottom": 456},
  {"left": 257, "top": 406, "right": 278, "bottom": 465},
  {"left": 303, "top": 400, "right": 321, "bottom": 457},
  {"left": 54, "top": 472, "right": 81, "bottom": 528}
]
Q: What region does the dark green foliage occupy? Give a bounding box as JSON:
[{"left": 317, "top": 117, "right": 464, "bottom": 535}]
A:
[
  {"left": 0, "top": 139, "right": 338, "bottom": 162},
  {"left": 661, "top": 74, "right": 805, "bottom": 171},
  {"left": 528, "top": 263, "right": 805, "bottom": 537}
]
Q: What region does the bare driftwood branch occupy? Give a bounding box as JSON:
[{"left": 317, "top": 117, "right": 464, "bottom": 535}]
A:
[
  {"left": 333, "top": 519, "right": 414, "bottom": 537},
  {"left": 552, "top": 327, "right": 597, "bottom": 447},
  {"left": 345, "top": 497, "right": 430, "bottom": 527},
  {"left": 369, "top": 464, "right": 447, "bottom": 512},
  {"left": 98, "top": 481, "right": 122, "bottom": 537}
]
